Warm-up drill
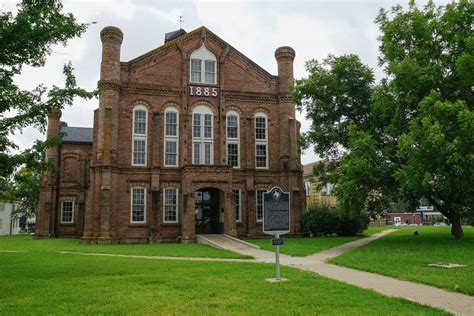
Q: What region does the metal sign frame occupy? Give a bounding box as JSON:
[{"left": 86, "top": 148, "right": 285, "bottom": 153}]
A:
[{"left": 262, "top": 186, "right": 291, "bottom": 236}]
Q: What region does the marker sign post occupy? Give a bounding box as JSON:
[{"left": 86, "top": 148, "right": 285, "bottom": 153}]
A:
[{"left": 263, "top": 187, "right": 290, "bottom": 282}]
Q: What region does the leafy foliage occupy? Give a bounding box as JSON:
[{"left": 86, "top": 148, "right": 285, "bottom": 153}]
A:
[
  {"left": 0, "top": 1, "right": 96, "bottom": 179},
  {"left": 294, "top": 0, "right": 473, "bottom": 239},
  {"left": 301, "top": 205, "right": 369, "bottom": 236},
  {"left": 0, "top": 1, "right": 96, "bottom": 212}
]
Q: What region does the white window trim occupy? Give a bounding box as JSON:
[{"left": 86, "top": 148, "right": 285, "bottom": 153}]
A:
[
  {"left": 255, "top": 113, "right": 269, "bottom": 169},
  {"left": 192, "top": 105, "right": 213, "bottom": 165},
  {"left": 164, "top": 107, "right": 179, "bottom": 167},
  {"left": 232, "top": 189, "right": 242, "bottom": 222},
  {"left": 163, "top": 187, "right": 179, "bottom": 224},
  {"left": 130, "top": 187, "right": 146, "bottom": 224},
  {"left": 189, "top": 45, "right": 217, "bottom": 84},
  {"left": 132, "top": 105, "right": 148, "bottom": 166},
  {"left": 256, "top": 189, "right": 266, "bottom": 222},
  {"left": 226, "top": 111, "right": 240, "bottom": 169},
  {"left": 60, "top": 199, "right": 75, "bottom": 224}
]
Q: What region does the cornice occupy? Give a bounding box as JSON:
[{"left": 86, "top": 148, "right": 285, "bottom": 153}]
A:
[
  {"left": 223, "top": 91, "right": 279, "bottom": 103},
  {"left": 121, "top": 83, "right": 183, "bottom": 96},
  {"left": 98, "top": 80, "right": 184, "bottom": 96},
  {"left": 98, "top": 80, "right": 121, "bottom": 91}
]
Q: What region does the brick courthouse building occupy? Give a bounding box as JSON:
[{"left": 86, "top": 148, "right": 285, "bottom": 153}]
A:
[{"left": 36, "top": 26, "right": 305, "bottom": 243}]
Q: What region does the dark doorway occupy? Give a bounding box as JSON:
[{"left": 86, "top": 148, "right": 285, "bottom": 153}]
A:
[{"left": 195, "top": 188, "right": 223, "bottom": 234}]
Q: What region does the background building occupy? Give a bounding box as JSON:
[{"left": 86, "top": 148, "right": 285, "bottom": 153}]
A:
[
  {"left": 0, "top": 200, "right": 20, "bottom": 235},
  {"left": 36, "top": 26, "right": 305, "bottom": 243},
  {"left": 303, "top": 162, "right": 337, "bottom": 208}
]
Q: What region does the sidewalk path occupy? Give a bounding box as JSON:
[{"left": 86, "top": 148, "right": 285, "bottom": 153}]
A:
[{"left": 204, "top": 231, "right": 474, "bottom": 316}]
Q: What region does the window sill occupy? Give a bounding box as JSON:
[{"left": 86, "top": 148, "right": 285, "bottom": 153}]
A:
[
  {"left": 162, "top": 223, "right": 180, "bottom": 227},
  {"left": 59, "top": 223, "right": 75, "bottom": 226},
  {"left": 128, "top": 223, "right": 148, "bottom": 228},
  {"left": 189, "top": 82, "right": 218, "bottom": 87}
]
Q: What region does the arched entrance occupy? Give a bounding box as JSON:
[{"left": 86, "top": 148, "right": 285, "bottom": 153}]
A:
[{"left": 195, "top": 188, "right": 224, "bottom": 234}]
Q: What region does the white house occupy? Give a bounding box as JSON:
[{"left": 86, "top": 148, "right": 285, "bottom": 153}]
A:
[{"left": 0, "top": 200, "right": 21, "bottom": 235}]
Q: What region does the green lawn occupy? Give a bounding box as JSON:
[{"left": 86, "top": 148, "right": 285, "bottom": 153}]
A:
[
  {"left": 0, "top": 234, "right": 250, "bottom": 259},
  {"left": 0, "top": 250, "right": 447, "bottom": 315},
  {"left": 248, "top": 226, "right": 389, "bottom": 256},
  {"left": 331, "top": 226, "right": 474, "bottom": 295}
]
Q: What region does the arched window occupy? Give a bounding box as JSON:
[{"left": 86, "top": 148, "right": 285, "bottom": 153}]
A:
[
  {"left": 226, "top": 111, "right": 240, "bottom": 168},
  {"left": 192, "top": 105, "right": 213, "bottom": 165},
  {"left": 255, "top": 112, "right": 268, "bottom": 169},
  {"left": 164, "top": 107, "right": 179, "bottom": 167},
  {"left": 190, "top": 44, "right": 217, "bottom": 84},
  {"left": 132, "top": 105, "right": 147, "bottom": 166}
]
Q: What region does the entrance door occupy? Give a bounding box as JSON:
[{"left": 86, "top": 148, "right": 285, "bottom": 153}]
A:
[{"left": 195, "top": 188, "right": 222, "bottom": 234}]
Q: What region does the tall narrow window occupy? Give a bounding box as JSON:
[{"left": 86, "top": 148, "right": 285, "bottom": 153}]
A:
[
  {"left": 232, "top": 189, "right": 241, "bottom": 222},
  {"left": 226, "top": 111, "right": 240, "bottom": 168},
  {"left": 256, "top": 189, "right": 266, "bottom": 222},
  {"left": 131, "top": 187, "right": 146, "bottom": 223},
  {"left": 164, "top": 188, "right": 178, "bottom": 223},
  {"left": 192, "top": 105, "right": 213, "bottom": 165},
  {"left": 61, "top": 200, "right": 74, "bottom": 224},
  {"left": 164, "top": 108, "right": 179, "bottom": 167},
  {"left": 132, "top": 106, "right": 147, "bottom": 166},
  {"left": 189, "top": 45, "right": 217, "bottom": 84},
  {"left": 204, "top": 60, "right": 216, "bottom": 84},
  {"left": 255, "top": 113, "right": 268, "bottom": 169},
  {"left": 190, "top": 59, "right": 201, "bottom": 83}
]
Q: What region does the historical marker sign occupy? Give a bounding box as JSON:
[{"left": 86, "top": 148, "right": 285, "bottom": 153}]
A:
[{"left": 263, "top": 187, "right": 290, "bottom": 235}]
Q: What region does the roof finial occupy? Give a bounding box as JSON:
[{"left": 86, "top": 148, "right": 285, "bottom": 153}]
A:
[{"left": 178, "top": 15, "right": 183, "bottom": 29}]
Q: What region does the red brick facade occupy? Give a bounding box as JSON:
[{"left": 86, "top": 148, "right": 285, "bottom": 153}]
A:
[{"left": 36, "top": 26, "right": 305, "bottom": 243}]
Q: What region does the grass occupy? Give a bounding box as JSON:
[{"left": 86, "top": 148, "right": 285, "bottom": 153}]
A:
[
  {"left": 330, "top": 226, "right": 474, "bottom": 295},
  {"left": 247, "top": 226, "right": 389, "bottom": 256},
  {"left": 0, "top": 249, "right": 447, "bottom": 315},
  {"left": 0, "top": 234, "right": 250, "bottom": 259}
]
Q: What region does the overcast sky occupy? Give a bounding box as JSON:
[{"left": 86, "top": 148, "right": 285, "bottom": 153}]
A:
[{"left": 4, "top": 0, "right": 449, "bottom": 164}]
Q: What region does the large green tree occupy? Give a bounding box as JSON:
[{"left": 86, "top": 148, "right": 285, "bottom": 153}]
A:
[
  {"left": 0, "top": 1, "right": 95, "bottom": 204},
  {"left": 294, "top": 0, "right": 473, "bottom": 239},
  {"left": 0, "top": 1, "right": 95, "bottom": 174}
]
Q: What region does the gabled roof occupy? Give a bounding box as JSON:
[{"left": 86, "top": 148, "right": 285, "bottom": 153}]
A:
[
  {"left": 123, "top": 26, "right": 277, "bottom": 82},
  {"left": 61, "top": 126, "right": 93, "bottom": 144}
]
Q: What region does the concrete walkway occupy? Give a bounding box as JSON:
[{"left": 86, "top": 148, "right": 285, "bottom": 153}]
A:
[{"left": 202, "top": 231, "right": 474, "bottom": 316}]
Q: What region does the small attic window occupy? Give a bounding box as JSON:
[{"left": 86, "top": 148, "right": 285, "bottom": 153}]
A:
[{"left": 190, "top": 44, "right": 217, "bottom": 84}]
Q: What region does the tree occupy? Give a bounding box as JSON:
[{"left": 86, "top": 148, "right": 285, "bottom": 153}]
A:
[
  {"left": 0, "top": 1, "right": 96, "bottom": 183},
  {"left": 294, "top": 0, "right": 473, "bottom": 239},
  {"left": 3, "top": 166, "right": 40, "bottom": 219}
]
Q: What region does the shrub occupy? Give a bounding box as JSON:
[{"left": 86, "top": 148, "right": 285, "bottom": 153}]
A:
[
  {"left": 301, "top": 206, "right": 338, "bottom": 236},
  {"left": 335, "top": 210, "right": 370, "bottom": 236},
  {"left": 301, "top": 205, "right": 369, "bottom": 236}
]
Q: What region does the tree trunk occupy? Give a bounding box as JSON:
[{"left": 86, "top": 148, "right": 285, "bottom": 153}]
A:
[{"left": 450, "top": 216, "right": 464, "bottom": 240}]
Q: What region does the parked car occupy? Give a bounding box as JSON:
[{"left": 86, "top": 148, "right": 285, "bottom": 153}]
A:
[
  {"left": 434, "top": 222, "right": 448, "bottom": 226},
  {"left": 409, "top": 223, "right": 418, "bottom": 226}
]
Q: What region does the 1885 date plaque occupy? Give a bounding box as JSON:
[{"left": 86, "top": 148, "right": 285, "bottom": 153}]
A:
[{"left": 263, "top": 187, "right": 290, "bottom": 235}]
